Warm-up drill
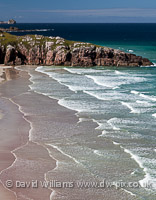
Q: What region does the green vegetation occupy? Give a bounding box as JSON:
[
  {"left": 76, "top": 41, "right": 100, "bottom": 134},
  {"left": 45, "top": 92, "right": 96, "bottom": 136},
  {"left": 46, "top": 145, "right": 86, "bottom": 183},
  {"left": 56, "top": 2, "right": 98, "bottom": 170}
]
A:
[
  {"left": 0, "top": 33, "right": 18, "bottom": 47},
  {"left": 0, "top": 32, "right": 101, "bottom": 51}
]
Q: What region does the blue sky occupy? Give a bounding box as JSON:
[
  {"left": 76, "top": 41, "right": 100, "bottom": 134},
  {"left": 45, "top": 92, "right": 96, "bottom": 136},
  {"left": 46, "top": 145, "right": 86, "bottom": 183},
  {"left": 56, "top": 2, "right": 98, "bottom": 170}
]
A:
[{"left": 0, "top": 0, "right": 156, "bottom": 23}]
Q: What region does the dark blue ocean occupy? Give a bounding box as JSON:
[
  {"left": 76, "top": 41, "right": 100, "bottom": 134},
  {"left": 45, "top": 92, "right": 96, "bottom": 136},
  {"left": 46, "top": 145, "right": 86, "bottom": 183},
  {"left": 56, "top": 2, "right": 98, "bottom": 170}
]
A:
[
  {"left": 3, "top": 23, "right": 155, "bottom": 199},
  {"left": 1, "top": 23, "right": 156, "bottom": 63}
]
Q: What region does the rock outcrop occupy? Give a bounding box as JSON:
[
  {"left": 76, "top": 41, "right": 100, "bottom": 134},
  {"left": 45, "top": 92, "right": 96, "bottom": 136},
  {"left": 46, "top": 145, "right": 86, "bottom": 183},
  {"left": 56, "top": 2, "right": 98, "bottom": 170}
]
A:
[
  {"left": 0, "top": 19, "right": 16, "bottom": 25},
  {"left": 0, "top": 33, "right": 153, "bottom": 67}
]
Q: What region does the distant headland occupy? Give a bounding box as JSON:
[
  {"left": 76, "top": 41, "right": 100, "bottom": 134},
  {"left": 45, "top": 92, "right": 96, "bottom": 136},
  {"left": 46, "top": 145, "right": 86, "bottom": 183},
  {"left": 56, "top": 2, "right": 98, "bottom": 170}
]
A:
[
  {"left": 0, "top": 19, "right": 16, "bottom": 25},
  {"left": 0, "top": 32, "right": 153, "bottom": 67},
  {"left": 0, "top": 26, "right": 46, "bottom": 33}
]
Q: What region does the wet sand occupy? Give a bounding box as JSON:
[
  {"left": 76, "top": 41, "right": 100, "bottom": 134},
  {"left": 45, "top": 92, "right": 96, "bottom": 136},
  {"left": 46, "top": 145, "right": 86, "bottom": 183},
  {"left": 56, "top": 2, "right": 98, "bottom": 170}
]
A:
[
  {"left": 0, "top": 66, "right": 137, "bottom": 200},
  {"left": 0, "top": 67, "right": 56, "bottom": 199},
  {"left": 0, "top": 66, "right": 18, "bottom": 199}
]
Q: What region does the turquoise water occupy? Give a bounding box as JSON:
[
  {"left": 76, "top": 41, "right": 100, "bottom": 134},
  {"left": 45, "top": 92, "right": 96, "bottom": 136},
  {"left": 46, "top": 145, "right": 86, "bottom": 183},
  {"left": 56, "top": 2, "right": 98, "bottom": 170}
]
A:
[
  {"left": 28, "top": 64, "right": 156, "bottom": 199},
  {"left": 5, "top": 23, "right": 156, "bottom": 64},
  {"left": 10, "top": 23, "right": 156, "bottom": 199}
]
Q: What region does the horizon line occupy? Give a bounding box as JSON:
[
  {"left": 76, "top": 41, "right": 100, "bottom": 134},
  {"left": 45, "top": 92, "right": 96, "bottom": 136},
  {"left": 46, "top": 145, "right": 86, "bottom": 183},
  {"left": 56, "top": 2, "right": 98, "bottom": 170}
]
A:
[{"left": 4, "top": 22, "right": 156, "bottom": 24}]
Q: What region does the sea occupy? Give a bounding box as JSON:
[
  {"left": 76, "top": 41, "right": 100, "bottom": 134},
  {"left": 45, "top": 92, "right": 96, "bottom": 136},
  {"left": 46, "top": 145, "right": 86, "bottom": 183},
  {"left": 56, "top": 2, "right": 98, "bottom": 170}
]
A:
[{"left": 2, "top": 23, "right": 156, "bottom": 199}]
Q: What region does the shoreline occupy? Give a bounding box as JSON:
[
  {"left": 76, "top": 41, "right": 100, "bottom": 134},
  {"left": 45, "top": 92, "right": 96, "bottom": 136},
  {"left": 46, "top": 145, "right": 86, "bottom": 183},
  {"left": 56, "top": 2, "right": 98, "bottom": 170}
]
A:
[
  {"left": 0, "top": 65, "right": 139, "bottom": 199},
  {"left": 0, "top": 67, "right": 56, "bottom": 199},
  {"left": 0, "top": 66, "right": 20, "bottom": 199}
]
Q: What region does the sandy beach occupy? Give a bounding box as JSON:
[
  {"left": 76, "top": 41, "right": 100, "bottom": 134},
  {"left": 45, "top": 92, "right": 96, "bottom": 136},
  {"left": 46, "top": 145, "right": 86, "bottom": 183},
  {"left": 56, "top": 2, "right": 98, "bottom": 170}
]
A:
[
  {"left": 0, "top": 66, "right": 56, "bottom": 199},
  {"left": 0, "top": 66, "right": 18, "bottom": 199},
  {"left": 0, "top": 66, "right": 138, "bottom": 200}
]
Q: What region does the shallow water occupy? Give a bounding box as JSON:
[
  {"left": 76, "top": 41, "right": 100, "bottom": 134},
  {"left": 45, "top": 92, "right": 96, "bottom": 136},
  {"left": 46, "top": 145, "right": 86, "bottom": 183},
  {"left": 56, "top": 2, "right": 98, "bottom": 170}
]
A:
[
  {"left": 26, "top": 65, "right": 156, "bottom": 200},
  {"left": 1, "top": 23, "right": 156, "bottom": 199}
]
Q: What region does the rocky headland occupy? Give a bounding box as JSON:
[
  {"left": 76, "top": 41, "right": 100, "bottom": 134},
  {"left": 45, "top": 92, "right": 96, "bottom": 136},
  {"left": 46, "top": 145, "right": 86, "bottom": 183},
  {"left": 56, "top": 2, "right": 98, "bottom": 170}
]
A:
[
  {"left": 0, "top": 19, "right": 16, "bottom": 24},
  {"left": 0, "top": 27, "right": 50, "bottom": 33},
  {"left": 0, "top": 27, "right": 21, "bottom": 32},
  {"left": 0, "top": 32, "right": 153, "bottom": 67}
]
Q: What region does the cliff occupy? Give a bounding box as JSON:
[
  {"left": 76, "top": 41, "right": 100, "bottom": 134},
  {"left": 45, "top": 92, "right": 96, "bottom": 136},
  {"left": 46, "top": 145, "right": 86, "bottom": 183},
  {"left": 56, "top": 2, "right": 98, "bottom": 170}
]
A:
[{"left": 0, "top": 33, "right": 153, "bottom": 67}]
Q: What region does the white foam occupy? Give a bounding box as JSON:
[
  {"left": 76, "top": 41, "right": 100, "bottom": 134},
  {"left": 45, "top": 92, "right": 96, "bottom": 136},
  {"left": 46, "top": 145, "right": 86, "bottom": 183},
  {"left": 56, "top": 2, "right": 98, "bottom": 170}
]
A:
[
  {"left": 86, "top": 75, "right": 114, "bottom": 88},
  {"left": 131, "top": 90, "right": 139, "bottom": 95},
  {"left": 84, "top": 90, "right": 125, "bottom": 101},
  {"left": 113, "top": 141, "right": 120, "bottom": 145},
  {"left": 86, "top": 74, "right": 145, "bottom": 89},
  {"left": 152, "top": 63, "right": 156, "bottom": 67},
  {"left": 139, "top": 174, "right": 155, "bottom": 190},
  {"left": 123, "top": 148, "right": 144, "bottom": 169},
  {"left": 91, "top": 119, "right": 108, "bottom": 137},
  {"left": 121, "top": 102, "right": 140, "bottom": 114},
  {"left": 35, "top": 66, "right": 44, "bottom": 72},
  {"left": 64, "top": 67, "right": 103, "bottom": 75},
  {"left": 107, "top": 118, "right": 120, "bottom": 131},
  {"left": 141, "top": 65, "right": 155, "bottom": 68},
  {"left": 131, "top": 171, "right": 136, "bottom": 175},
  {"left": 128, "top": 50, "right": 134, "bottom": 53},
  {"left": 136, "top": 100, "right": 149, "bottom": 105},
  {"left": 44, "top": 148, "right": 58, "bottom": 199},
  {"left": 34, "top": 66, "right": 156, "bottom": 191},
  {"left": 9, "top": 29, "right": 53, "bottom": 33},
  {"left": 123, "top": 189, "right": 136, "bottom": 196},
  {"left": 119, "top": 146, "right": 156, "bottom": 190},
  {"left": 94, "top": 150, "right": 103, "bottom": 156},
  {"left": 152, "top": 113, "right": 156, "bottom": 118},
  {"left": 37, "top": 66, "right": 102, "bottom": 93},
  {"left": 115, "top": 70, "right": 126, "bottom": 75},
  {"left": 98, "top": 130, "right": 108, "bottom": 137},
  {"left": 0, "top": 96, "right": 40, "bottom": 200},
  {"left": 113, "top": 86, "right": 120, "bottom": 89},
  {"left": 77, "top": 118, "right": 91, "bottom": 124},
  {"left": 50, "top": 190, "right": 57, "bottom": 200},
  {"left": 58, "top": 99, "right": 81, "bottom": 113},
  {"left": 35, "top": 68, "right": 95, "bottom": 115},
  {"left": 64, "top": 68, "right": 82, "bottom": 75},
  {"left": 84, "top": 90, "right": 107, "bottom": 101},
  {"left": 92, "top": 119, "right": 102, "bottom": 129},
  {"left": 47, "top": 144, "right": 80, "bottom": 164},
  {"left": 37, "top": 67, "right": 79, "bottom": 92},
  {"left": 131, "top": 90, "right": 156, "bottom": 102},
  {"left": 140, "top": 93, "right": 156, "bottom": 102}
]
